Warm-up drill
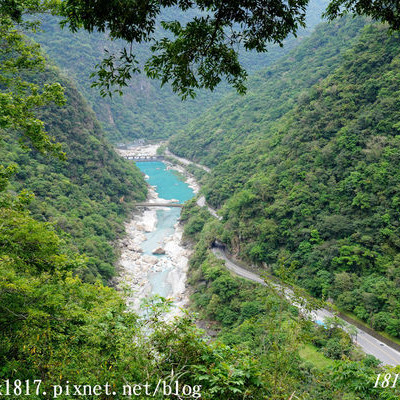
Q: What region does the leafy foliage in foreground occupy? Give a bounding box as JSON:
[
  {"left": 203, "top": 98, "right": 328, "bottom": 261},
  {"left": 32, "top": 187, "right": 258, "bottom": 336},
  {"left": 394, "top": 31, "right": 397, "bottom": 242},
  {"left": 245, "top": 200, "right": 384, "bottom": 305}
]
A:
[
  {"left": 1, "top": 190, "right": 379, "bottom": 400},
  {"left": 52, "top": 0, "right": 400, "bottom": 99},
  {"left": 0, "top": 202, "right": 270, "bottom": 400},
  {"left": 2, "top": 193, "right": 385, "bottom": 399},
  {"left": 174, "top": 22, "right": 400, "bottom": 338},
  {"left": 58, "top": 0, "right": 311, "bottom": 98}
]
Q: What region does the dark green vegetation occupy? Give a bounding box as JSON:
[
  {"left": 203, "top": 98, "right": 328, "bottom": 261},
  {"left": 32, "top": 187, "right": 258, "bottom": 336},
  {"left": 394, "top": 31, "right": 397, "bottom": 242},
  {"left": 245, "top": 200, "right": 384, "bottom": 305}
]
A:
[
  {"left": 59, "top": 0, "right": 312, "bottom": 98},
  {"left": 1, "top": 65, "right": 147, "bottom": 282},
  {"left": 171, "top": 20, "right": 400, "bottom": 338},
  {"left": 58, "top": 0, "right": 400, "bottom": 99},
  {"left": 169, "top": 16, "right": 368, "bottom": 166},
  {"left": 31, "top": 0, "right": 326, "bottom": 143},
  {"left": 180, "top": 200, "right": 400, "bottom": 400}
]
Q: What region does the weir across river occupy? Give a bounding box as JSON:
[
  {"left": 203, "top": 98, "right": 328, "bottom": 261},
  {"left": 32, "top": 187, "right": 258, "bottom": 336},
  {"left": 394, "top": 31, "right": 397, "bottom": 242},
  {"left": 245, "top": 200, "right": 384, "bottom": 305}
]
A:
[{"left": 124, "top": 155, "right": 165, "bottom": 161}]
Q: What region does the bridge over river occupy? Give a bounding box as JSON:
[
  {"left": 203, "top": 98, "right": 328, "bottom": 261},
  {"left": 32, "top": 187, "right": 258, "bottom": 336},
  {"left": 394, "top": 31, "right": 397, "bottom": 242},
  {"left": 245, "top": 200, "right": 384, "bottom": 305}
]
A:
[{"left": 135, "top": 202, "right": 183, "bottom": 208}]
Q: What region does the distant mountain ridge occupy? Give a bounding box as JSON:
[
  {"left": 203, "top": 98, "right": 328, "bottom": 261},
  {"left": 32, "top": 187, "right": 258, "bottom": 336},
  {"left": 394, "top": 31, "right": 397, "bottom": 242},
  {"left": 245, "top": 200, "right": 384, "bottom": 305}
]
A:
[{"left": 30, "top": 0, "right": 327, "bottom": 142}]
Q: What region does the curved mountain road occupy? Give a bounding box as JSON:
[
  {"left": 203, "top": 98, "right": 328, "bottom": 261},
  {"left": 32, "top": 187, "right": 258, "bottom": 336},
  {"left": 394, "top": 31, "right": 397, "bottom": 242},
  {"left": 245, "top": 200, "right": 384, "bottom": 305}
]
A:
[
  {"left": 165, "top": 149, "right": 211, "bottom": 173},
  {"left": 167, "top": 149, "right": 400, "bottom": 366},
  {"left": 212, "top": 247, "right": 400, "bottom": 366}
]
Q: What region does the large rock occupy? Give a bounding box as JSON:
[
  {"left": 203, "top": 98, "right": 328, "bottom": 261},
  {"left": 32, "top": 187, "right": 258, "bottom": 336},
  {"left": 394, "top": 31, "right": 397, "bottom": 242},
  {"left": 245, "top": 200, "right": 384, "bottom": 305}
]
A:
[
  {"left": 142, "top": 255, "right": 159, "bottom": 265},
  {"left": 152, "top": 247, "right": 166, "bottom": 255}
]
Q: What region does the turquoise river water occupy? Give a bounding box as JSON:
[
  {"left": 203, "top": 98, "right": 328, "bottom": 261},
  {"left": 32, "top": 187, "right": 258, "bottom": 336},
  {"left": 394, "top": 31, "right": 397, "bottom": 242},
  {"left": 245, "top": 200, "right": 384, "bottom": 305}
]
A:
[{"left": 135, "top": 161, "right": 194, "bottom": 297}]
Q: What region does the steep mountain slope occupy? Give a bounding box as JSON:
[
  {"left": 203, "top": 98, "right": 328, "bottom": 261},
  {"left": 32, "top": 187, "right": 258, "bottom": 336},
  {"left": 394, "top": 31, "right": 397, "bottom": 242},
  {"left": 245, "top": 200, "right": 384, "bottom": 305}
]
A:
[
  {"left": 180, "top": 22, "right": 400, "bottom": 337},
  {"left": 1, "top": 65, "right": 147, "bottom": 282},
  {"left": 31, "top": 0, "right": 327, "bottom": 142},
  {"left": 169, "top": 17, "right": 368, "bottom": 167}
]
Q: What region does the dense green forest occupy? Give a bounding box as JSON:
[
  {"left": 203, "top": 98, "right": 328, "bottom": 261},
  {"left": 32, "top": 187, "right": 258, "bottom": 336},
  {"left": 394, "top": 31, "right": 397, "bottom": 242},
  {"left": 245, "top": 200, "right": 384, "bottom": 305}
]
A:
[
  {"left": 2, "top": 39, "right": 390, "bottom": 398},
  {"left": 30, "top": 0, "right": 326, "bottom": 142},
  {"left": 4, "top": 1, "right": 400, "bottom": 398},
  {"left": 169, "top": 16, "right": 368, "bottom": 166},
  {"left": 177, "top": 200, "right": 400, "bottom": 400},
  {"left": 0, "top": 64, "right": 147, "bottom": 282},
  {"left": 171, "top": 21, "right": 400, "bottom": 338}
]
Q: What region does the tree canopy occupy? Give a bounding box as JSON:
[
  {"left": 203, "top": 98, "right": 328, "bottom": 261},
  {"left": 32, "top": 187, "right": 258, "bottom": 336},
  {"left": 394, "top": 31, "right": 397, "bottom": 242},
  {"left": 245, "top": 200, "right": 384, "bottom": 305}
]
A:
[
  {"left": 3, "top": 0, "right": 400, "bottom": 98},
  {"left": 0, "top": 2, "right": 65, "bottom": 158}
]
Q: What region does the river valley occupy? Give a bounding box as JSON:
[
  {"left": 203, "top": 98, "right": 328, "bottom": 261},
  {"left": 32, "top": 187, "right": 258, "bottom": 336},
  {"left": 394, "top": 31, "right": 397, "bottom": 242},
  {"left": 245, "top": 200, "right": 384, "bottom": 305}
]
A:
[
  {"left": 116, "top": 145, "right": 400, "bottom": 366},
  {"left": 117, "top": 144, "right": 198, "bottom": 317}
]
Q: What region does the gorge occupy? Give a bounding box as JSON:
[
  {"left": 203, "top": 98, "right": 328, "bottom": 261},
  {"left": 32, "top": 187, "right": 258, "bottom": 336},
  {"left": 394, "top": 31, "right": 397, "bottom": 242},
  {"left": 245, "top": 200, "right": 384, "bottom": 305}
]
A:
[
  {"left": 3, "top": 3, "right": 400, "bottom": 399},
  {"left": 117, "top": 144, "right": 197, "bottom": 315}
]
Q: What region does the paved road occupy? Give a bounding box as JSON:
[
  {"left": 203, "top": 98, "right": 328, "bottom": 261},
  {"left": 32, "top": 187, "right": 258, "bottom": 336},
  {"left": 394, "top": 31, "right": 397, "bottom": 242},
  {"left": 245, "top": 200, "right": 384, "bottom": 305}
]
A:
[
  {"left": 168, "top": 148, "right": 400, "bottom": 366},
  {"left": 212, "top": 248, "right": 400, "bottom": 366},
  {"left": 196, "top": 196, "right": 222, "bottom": 220},
  {"left": 165, "top": 149, "right": 211, "bottom": 173}
]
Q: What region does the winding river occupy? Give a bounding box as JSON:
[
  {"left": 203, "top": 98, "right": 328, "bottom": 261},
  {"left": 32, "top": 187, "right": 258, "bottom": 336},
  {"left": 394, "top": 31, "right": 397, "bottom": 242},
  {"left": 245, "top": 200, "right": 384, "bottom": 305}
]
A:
[
  {"left": 116, "top": 147, "right": 400, "bottom": 365},
  {"left": 136, "top": 161, "right": 194, "bottom": 297},
  {"left": 117, "top": 149, "right": 196, "bottom": 316}
]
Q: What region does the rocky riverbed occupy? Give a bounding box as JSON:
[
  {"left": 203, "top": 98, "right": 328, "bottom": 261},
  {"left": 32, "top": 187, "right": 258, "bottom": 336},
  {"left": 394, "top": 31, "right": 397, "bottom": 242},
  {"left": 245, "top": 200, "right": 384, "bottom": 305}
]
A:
[{"left": 116, "top": 144, "right": 198, "bottom": 318}]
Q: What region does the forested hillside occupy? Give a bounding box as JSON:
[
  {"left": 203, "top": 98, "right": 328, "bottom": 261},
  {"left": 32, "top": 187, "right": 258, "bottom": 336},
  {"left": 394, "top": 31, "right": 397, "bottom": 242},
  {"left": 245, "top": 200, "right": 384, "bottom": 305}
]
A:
[
  {"left": 4, "top": 1, "right": 400, "bottom": 396},
  {"left": 169, "top": 16, "right": 368, "bottom": 166},
  {"left": 176, "top": 200, "right": 400, "bottom": 400},
  {"left": 1, "top": 41, "right": 384, "bottom": 400},
  {"left": 31, "top": 0, "right": 326, "bottom": 142},
  {"left": 1, "top": 13, "right": 340, "bottom": 398},
  {"left": 0, "top": 64, "right": 147, "bottom": 282},
  {"left": 173, "top": 22, "right": 400, "bottom": 338}
]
